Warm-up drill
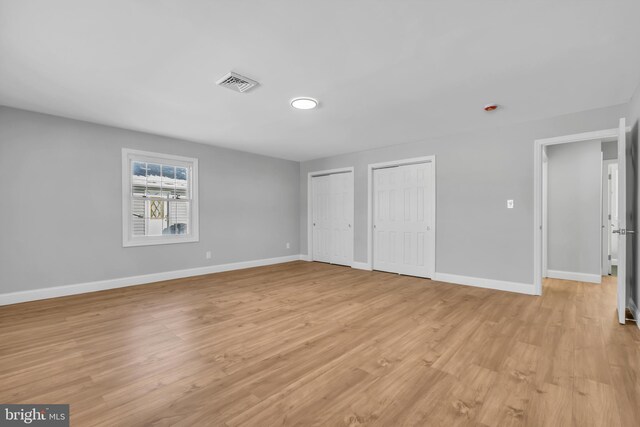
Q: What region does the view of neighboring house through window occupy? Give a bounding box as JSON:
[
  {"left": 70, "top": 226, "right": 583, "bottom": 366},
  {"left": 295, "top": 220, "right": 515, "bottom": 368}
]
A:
[
  {"left": 122, "top": 149, "right": 199, "bottom": 247},
  {"left": 131, "top": 161, "right": 189, "bottom": 236}
]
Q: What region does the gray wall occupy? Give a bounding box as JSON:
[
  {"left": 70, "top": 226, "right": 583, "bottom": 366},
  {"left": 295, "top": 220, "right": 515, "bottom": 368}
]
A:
[
  {"left": 546, "top": 141, "right": 602, "bottom": 275},
  {"left": 0, "top": 99, "right": 634, "bottom": 294},
  {"left": 0, "top": 106, "right": 300, "bottom": 293},
  {"left": 602, "top": 140, "right": 618, "bottom": 160},
  {"left": 300, "top": 104, "right": 628, "bottom": 285}
]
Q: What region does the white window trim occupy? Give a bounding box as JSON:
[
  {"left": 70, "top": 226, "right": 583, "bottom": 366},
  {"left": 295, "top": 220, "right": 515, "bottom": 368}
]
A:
[{"left": 121, "top": 148, "right": 199, "bottom": 247}]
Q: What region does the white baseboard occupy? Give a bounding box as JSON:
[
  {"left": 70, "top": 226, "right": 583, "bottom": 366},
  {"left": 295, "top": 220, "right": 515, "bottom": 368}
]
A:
[
  {"left": 628, "top": 298, "right": 640, "bottom": 330},
  {"left": 432, "top": 272, "right": 536, "bottom": 295},
  {"left": 299, "top": 256, "right": 370, "bottom": 271},
  {"left": 351, "top": 262, "right": 372, "bottom": 271},
  {"left": 546, "top": 269, "right": 601, "bottom": 284},
  {"left": 0, "top": 254, "right": 303, "bottom": 306}
]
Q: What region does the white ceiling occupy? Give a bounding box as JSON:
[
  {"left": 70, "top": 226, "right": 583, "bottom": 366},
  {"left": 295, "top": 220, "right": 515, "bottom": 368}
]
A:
[{"left": 1, "top": 1, "right": 640, "bottom": 161}]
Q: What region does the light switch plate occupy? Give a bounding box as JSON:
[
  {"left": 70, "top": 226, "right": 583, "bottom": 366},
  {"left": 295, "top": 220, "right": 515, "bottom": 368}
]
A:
[{"left": 507, "top": 200, "right": 514, "bottom": 209}]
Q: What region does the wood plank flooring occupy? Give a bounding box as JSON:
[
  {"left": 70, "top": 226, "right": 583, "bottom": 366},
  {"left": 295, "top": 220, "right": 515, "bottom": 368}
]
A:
[{"left": 1, "top": 261, "right": 639, "bottom": 426}]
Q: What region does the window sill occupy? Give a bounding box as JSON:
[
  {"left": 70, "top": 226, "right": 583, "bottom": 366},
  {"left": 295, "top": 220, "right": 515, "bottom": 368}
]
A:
[{"left": 123, "top": 235, "right": 199, "bottom": 248}]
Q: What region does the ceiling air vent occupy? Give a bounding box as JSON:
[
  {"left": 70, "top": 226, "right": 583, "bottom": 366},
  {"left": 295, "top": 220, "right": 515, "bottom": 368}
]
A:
[{"left": 216, "top": 72, "right": 259, "bottom": 93}]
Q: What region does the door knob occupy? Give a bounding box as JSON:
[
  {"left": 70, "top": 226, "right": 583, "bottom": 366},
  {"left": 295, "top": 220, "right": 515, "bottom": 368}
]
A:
[{"left": 613, "top": 229, "right": 634, "bottom": 235}]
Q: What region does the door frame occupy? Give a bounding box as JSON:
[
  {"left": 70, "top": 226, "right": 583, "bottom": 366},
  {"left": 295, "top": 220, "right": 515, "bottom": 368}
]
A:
[
  {"left": 533, "top": 125, "right": 629, "bottom": 296},
  {"left": 307, "top": 167, "right": 355, "bottom": 265},
  {"left": 542, "top": 148, "right": 548, "bottom": 278},
  {"left": 366, "top": 155, "right": 436, "bottom": 272}
]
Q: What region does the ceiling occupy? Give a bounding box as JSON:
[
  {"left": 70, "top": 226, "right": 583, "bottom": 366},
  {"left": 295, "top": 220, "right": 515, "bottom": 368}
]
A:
[{"left": 1, "top": 1, "right": 640, "bottom": 161}]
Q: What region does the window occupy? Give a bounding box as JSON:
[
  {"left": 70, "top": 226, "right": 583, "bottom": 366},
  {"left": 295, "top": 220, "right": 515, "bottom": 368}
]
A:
[{"left": 122, "top": 149, "right": 199, "bottom": 247}]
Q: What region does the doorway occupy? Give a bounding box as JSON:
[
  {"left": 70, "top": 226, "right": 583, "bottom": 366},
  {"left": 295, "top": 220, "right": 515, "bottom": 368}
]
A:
[
  {"left": 308, "top": 168, "right": 354, "bottom": 266},
  {"left": 542, "top": 139, "right": 604, "bottom": 284},
  {"left": 534, "top": 118, "right": 633, "bottom": 324}
]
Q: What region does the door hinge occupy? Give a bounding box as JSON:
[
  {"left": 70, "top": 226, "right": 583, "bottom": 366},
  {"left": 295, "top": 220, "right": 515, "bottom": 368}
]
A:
[
  {"left": 609, "top": 173, "right": 612, "bottom": 179},
  {"left": 608, "top": 255, "right": 612, "bottom": 260},
  {"left": 609, "top": 214, "right": 611, "bottom": 220}
]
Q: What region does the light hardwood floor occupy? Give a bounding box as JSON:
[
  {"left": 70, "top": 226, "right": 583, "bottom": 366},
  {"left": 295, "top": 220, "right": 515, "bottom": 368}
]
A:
[{"left": 1, "top": 261, "right": 639, "bottom": 426}]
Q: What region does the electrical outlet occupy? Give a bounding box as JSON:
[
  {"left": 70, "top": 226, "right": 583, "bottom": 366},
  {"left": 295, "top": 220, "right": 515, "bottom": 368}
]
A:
[
  {"left": 507, "top": 200, "right": 514, "bottom": 209},
  {"left": 286, "top": 242, "right": 290, "bottom": 249},
  {"left": 205, "top": 251, "right": 212, "bottom": 259}
]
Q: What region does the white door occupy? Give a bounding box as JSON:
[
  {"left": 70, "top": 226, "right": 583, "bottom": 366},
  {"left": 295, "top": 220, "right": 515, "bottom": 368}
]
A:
[
  {"left": 616, "top": 118, "right": 634, "bottom": 324},
  {"left": 312, "top": 175, "right": 331, "bottom": 263},
  {"left": 311, "top": 172, "right": 354, "bottom": 266},
  {"left": 329, "top": 172, "right": 354, "bottom": 266},
  {"left": 373, "top": 162, "right": 435, "bottom": 278},
  {"left": 603, "top": 162, "right": 619, "bottom": 275}
]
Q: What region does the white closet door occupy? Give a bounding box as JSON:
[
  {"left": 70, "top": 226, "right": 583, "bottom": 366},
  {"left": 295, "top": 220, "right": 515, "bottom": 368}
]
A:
[
  {"left": 312, "top": 175, "right": 332, "bottom": 263},
  {"left": 329, "top": 172, "right": 354, "bottom": 266},
  {"left": 312, "top": 172, "right": 353, "bottom": 265},
  {"left": 373, "top": 167, "right": 402, "bottom": 273},
  {"left": 373, "top": 162, "right": 434, "bottom": 278}
]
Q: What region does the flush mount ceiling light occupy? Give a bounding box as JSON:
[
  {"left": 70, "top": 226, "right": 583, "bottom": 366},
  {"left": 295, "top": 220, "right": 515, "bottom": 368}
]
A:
[{"left": 291, "top": 97, "right": 318, "bottom": 110}]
